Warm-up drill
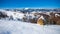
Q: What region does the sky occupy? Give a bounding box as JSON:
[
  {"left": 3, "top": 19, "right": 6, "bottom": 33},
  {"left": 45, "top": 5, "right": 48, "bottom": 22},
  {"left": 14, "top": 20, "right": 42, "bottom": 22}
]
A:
[{"left": 0, "top": 0, "right": 60, "bottom": 8}]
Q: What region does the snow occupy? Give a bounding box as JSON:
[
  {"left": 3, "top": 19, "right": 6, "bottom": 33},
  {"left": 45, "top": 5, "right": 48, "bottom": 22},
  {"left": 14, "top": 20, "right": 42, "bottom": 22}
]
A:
[
  {"left": 0, "top": 9, "right": 60, "bottom": 34},
  {"left": 55, "top": 14, "right": 60, "bottom": 17},
  {"left": 39, "top": 16, "right": 45, "bottom": 20},
  {"left": 31, "top": 11, "right": 37, "bottom": 14},
  {"left": 0, "top": 10, "right": 25, "bottom": 20},
  {"left": 0, "top": 9, "right": 25, "bottom": 19},
  {"left": 24, "top": 8, "right": 29, "bottom": 10},
  {"left": 46, "top": 12, "right": 51, "bottom": 16},
  {"left": 0, "top": 19, "right": 60, "bottom": 34}
]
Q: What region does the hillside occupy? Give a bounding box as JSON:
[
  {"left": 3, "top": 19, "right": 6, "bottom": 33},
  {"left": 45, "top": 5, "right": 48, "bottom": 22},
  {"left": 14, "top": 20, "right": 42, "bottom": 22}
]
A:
[{"left": 0, "top": 19, "right": 60, "bottom": 34}]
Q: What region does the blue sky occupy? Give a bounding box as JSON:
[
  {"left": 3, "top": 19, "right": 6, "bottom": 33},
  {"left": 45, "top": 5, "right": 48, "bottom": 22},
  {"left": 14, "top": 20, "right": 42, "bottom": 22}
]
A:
[{"left": 0, "top": 0, "right": 60, "bottom": 8}]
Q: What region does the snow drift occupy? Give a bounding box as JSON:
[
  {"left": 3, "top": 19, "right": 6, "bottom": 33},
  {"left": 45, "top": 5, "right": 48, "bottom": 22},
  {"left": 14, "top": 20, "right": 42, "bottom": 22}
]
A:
[{"left": 0, "top": 19, "right": 60, "bottom": 34}]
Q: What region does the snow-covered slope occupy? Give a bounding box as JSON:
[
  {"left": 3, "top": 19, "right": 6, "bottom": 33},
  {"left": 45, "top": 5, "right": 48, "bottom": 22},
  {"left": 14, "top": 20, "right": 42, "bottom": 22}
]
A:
[
  {"left": 0, "top": 9, "right": 25, "bottom": 20},
  {"left": 0, "top": 19, "right": 60, "bottom": 34}
]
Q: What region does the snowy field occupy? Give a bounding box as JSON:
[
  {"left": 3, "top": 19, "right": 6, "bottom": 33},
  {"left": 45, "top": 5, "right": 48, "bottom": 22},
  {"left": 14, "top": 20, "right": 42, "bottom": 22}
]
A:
[{"left": 0, "top": 19, "right": 60, "bottom": 34}]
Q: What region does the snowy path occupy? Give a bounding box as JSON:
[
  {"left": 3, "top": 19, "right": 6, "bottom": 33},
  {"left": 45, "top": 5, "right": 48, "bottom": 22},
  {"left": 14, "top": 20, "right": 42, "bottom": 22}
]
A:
[{"left": 0, "top": 19, "right": 60, "bottom": 34}]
